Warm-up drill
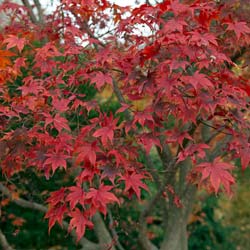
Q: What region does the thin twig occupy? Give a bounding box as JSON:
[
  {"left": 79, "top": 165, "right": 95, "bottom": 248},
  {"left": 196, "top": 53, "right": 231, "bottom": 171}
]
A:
[
  {"left": 108, "top": 209, "right": 126, "bottom": 250},
  {"left": 112, "top": 80, "right": 131, "bottom": 121},
  {"left": 199, "top": 120, "right": 232, "bottom": 136}
]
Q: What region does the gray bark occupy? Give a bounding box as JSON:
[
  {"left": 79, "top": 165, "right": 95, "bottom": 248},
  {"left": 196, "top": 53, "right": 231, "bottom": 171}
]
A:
[{"left": 161, "top": 185, "right": 196, "bottom": 250}]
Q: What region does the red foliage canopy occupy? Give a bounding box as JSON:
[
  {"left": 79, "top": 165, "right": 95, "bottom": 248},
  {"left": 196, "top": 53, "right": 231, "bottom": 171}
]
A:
[{"left": 0, "top": 0, "right": 250, "bottom": 242}]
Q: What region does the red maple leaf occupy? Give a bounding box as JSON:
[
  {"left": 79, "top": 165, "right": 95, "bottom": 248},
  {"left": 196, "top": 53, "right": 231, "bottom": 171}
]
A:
[
  {"left": 44, "top": 151, "right": 69, "bottom": 173},
  {"left": 226, "top": 21, "right": 250, "bottom": 39},
  {"left": 46, "top": 188, "right": 65, "bottom": 206},
  {"left": 45, "top": 113, "right": 71, "bottom": 132},
  {"left": 85, "top": 185, "right": 120, "bottom": 215},
  {"left": 239, "top": 145, "right": 250, "bottom": 171},
  {"left": 91, "top": 72, "right": 113, "bottom": 90},
  {"left": 119, "top": 172, "right": 148, "bottom": 199},
  {"left": 3, "top": 35, "right": 26, "bottom": 52},
  {"left": 75, "top": 161, "right": 100, "bottom": 185},
  {"left": 107, "top": 149, "right": 127, "bottom": 166},
  {"left": 93, "top": 126, "right": 114, "bottom": 146},
  {"left": 231, "top": 138, "right": 250, "bottom": 170},
  {"left": 66, "top": 186, "right": 85, "bottom": 210},
  {"left": 45, "top": 204, "right": 68, "bottom": 232},
  {"left": 93, "top": 115, "right": 118, "bottom": 146},
  {"left": 189, "top": 31, "right": 218, "bottom": 47},
  {"left": 18, "top": 80, "right": 44, "bottom": 96},
  {"left": 133, "top": 111, "right": 154, "bottom": 127},
  {"left": 52, "top": 97, "right": 70, "bottom": 112},
  {"left": 140, "top": 42, "right": 160, "bottom": 63},
  {"left": 163, "top": 19, "right": 187, "bottom": 33},
  {"left": 75, "top": 142, "right": 98, "bottom": 166},
  {"left": 137, "top": 133, "right": 162, "bottom": 154},
  {"left": 14, "top": 57, "right": 26, "bottom": 73},
  {"left": 196, "top": 157, "right": 235, "bottom": 194},
  {"left": 181, "top": 72, "right": 213, "bottom": 91},
  {"left": 68, "top": 208, "right": 93, "bottom": 242},
  {"left": 177, "top": 143, "right": 210, "bottom": 162}
]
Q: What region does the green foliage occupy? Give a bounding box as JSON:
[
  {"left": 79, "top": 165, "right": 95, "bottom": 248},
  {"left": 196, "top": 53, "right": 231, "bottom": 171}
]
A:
[
  {"left": 218, "top": 167, "right": 250, "bottom": 250},
  {"left": 188, "top": 196, "right": 236, "bottom": 250},
  {"left": 2, "top": 204, "right": 79, "bottom": 250}
]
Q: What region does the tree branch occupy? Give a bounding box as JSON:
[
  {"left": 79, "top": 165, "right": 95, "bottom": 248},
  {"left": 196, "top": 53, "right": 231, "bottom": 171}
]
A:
[
  {"left": 0, "top": 183, "right": 47, "bottom": 213},
  {"left": 108, "top": 209, "right": 125, "bottom": 250},
  {"left": 21, "top": 0, "right": 38, "bottom": 24},
  {"left": 0, "top": 183, "right": 99, "bottom": 250},
  {"left": 33, "top": 0, "right": 44, "bottom": 23},
  {"left": 112, "top": 80, "right": 131, "bottom": 121},
  {"left": 69, "top": 10, "right": 105, "bottom": 48},
  {"left": 92, "top": 212, "right": 116, "bottom": 250},
  {"left": 138, "top": 158, "right": 178, "bottom": 250},
  {"left": 156, "top": 128, "right": 173, "bottom": 169},
  {"left": 0, "top": 229, "right": 14, "bottom": 250}
]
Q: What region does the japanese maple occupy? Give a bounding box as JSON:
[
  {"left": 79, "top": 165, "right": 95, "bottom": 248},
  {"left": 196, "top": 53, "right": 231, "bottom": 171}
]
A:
[{"left": 0, "top": 0, "right": 250, "bottom": 250}]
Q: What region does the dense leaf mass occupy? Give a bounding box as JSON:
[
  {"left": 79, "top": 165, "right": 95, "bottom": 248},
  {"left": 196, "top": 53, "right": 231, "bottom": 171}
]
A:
[{"left": 0, "top": 0, "right": 250, "bottom": 243}]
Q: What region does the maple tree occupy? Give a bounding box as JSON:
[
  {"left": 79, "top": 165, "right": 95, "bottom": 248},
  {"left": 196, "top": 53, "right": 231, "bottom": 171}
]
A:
[{"left": 0, "top": 0, "right": 250, "bottom": 250}]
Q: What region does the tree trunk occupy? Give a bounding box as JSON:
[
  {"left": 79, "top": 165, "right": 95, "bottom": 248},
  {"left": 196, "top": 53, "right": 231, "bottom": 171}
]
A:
[
  {"left": 160, "top": 185, "right": 196, "bottom": 250},
  {"left": 160, "top": 207, "right": 188, "bottom": 250}
]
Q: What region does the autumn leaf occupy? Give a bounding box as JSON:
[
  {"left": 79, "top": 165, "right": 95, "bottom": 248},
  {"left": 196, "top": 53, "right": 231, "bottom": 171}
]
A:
[
  {"left": 44, "top": 113, "right": 71, "bottom": 132},
  {"left": 45, "top": 204, "right": 68, "bottom": 232},
  {"left": 163, "top": 19, "right": 187, "bottom": 33},
  {"left": 85, "top": 185, "right": 120, "bottom": 215},
  {"left": 68, "top": 208, "right": 93, "bottom": 242},
  {"left": 133, "top": 111, "right": 154, "bottom": 127},
  {"left": 66, "top": 186, "right": 85, "bottom": 210},
  {"left": 18, "top": 79, "right": 44, "bottom": 96},
  {"left": 177, "top": 143, "right": 210, "bottom": 162},
  {"left": 46, "top": 188, "right": 65, "bottom": 206},
  {"left": 91, "top": 72, "right": 113, "bottom": 90},
  {"left": 93, "top": 126, "right": 114, "bottom": 146},
  {"left": 196, "top": 157, "right": 235, "bottom": 194},
  {"left": 226, "top": 21, "right": 250, "bottom": 39},
  {"left": 52, "top": 97, "right": 70, "bottom": 112},
  {"left": 119, "top": 172, "right": 149, "bottom": 199},
  {"left": 0, "top": 50, "right": 15, "bottom": 67},
  {"left": 75, "top": 142, "right": 98, "bottom": 166},
  {"left": 44, "top": 151, "right": 69, "bottom": 173},
  {"left": 181, "top": 72, "right": 213, "bottom": 91},
  {"left": 137, "top": 133, "right": 162, "bottom": 154},
  {"left": 3, "top": 35, "right": 26, "bottom": 52},
  {"left": 76, "top": 162, "right": 100, "bottom": 185},
  {"left": 140, "top": 42, "right": 160, "bottom": 63}
]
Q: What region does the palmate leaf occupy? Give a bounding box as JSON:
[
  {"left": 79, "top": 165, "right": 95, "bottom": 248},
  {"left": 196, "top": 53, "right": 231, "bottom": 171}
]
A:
[
  {"left": 46, "top": 188, "right": 65, "bottom": 206},
  {"left": 119, "top": 172, "right": 149, "bottom": 199},
  {"left": 68, "top": 208, "right": 93, "bottom": 242},
  {"left": 196, "top": 157, "right": 235, "bottom": 194},
  {"left": 85, "top": 185, "right": 120, "bottom": 215},
  {"left": 44, "top": 113, "right": 71, "bottom": 133},
  {"left": 66, "top": 186, "right": 85, "bottom": 210},
  {"left": 3, "top": 35, "right": 26, "bottom": 52},
  {"left": 44, "top": 151, "right": 69, "bottom": 173},
  {"left": 226, "top": 21, "right": 250, "bottom": 39},
  {"left": 93, "top": 126, "right": 114, "bottom": 147},
  {"left": 45, "top": 204, "right": 68, "bottom": 233},
  {"left": 91, "top": 72, "right": 113, "bottom": 90}
]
